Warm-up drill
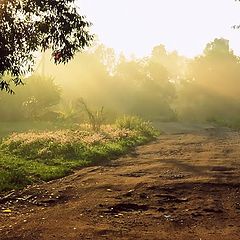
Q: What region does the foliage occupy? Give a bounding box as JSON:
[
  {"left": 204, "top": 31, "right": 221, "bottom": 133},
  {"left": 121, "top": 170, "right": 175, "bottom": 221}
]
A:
[
  {"left": 175, "top": 38, "right": 240, "bottom": 122},
  {"left": 2, "top": 36, "right": 240, "bottom": 128},
  {"left": 0, "top": 153, "right": 75, "bottom": 192},
  {"left": 1, "top": 119, "right": 158, "bottom": 160},
  {"left": 77, "top": 98, "right": 105, "bottom": 131},
  {"left": 206, "top": 117, "right": 240, "bottom": 130},
  {"left": 0, "top": 75, "right": 61, "bottom": 121},
  {"left": 22, "top": 96, "right": 39, "bottom": 119},
  {"left": 0, "top": 118, "right": 158, "bottom": 192},
  {"left": 0, "top": 0, "right": 93, "bottom": 92},
  {"left": 42, "top": 42, "right": 182, "bottom": 121},
  {"left": 116, "top": 116, "right": 159, "bottom": 138},
  {"left": 0, "top": 121, "right": 71, "bottom": 139}
]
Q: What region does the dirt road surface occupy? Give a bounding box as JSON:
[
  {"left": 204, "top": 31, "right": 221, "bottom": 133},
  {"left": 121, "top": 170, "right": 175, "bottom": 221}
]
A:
[{"left": 1, "top": 123, "right": 240, "bottom": 240}]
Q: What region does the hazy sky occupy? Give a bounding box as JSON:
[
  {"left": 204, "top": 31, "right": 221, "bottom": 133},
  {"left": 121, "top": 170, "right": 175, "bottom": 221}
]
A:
[{"left": 77, "top": 0, "right": 240, "bottom": 58}]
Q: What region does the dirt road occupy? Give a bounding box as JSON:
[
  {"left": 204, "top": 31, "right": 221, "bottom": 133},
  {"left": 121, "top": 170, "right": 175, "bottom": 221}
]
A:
[{"left": 1, "top": 124, "right": 240, "bottom": 240}]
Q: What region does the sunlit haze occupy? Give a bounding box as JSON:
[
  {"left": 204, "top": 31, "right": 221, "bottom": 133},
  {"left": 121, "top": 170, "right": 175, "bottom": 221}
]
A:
[{"left": 77, "top": 0, "right": 240, "bottom": 57}]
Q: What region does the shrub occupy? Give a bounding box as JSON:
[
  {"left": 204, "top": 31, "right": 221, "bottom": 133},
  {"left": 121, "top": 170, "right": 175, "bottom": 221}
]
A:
[{"left": 116, "top": 116, "right": 159, "bottom": 138}]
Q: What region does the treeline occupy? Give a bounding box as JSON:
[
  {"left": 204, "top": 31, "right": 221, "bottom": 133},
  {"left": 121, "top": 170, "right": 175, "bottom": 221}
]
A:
[{"left": 1, "top": 38, "right": 240, "bottom": 127}]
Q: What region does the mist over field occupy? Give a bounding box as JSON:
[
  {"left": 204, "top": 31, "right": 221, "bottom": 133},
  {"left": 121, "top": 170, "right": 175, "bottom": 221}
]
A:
[{"left": 1, "top": 38, "right": 240, "bottom": 128}]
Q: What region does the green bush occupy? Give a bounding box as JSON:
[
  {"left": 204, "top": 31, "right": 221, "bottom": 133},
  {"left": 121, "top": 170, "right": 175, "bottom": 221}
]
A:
[{"left": 116, "top": 116, "right": 159, "bottom": 138}]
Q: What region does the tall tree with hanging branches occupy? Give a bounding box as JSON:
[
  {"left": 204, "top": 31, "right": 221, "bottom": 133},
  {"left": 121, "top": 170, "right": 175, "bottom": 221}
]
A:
[{"left": 0, "top": 0, "right": 94, "bottom": 93}]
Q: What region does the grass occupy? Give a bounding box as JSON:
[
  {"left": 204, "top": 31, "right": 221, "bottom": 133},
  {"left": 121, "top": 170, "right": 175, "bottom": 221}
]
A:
[
  {"left": 0, "top": 117, "right": 159, "bottom": 193},
  {"left": 0, "top": 121, "right": 74, "bottom": 139},
  {"left": 206, "top": 117, "right": 240, "bottom": 130},
  {"left": 0, "top": 154, "right": 77, "bottom": 192}
]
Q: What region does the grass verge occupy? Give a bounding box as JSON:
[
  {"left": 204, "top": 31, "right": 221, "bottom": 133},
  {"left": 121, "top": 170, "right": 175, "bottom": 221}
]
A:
[{"left": 0, "top": 117, "right": 159, "bottom": 193}]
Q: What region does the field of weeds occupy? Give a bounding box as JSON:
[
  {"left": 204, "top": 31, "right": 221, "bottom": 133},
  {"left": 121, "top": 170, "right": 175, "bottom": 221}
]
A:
[{"left": 0, "top": 117, "right": 158, "bottom": 192}]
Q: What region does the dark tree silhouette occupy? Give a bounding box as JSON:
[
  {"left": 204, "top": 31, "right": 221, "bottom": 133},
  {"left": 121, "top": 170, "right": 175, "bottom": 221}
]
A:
[{"left": 0, "top": 0, "right": 93, "bottom": 93}]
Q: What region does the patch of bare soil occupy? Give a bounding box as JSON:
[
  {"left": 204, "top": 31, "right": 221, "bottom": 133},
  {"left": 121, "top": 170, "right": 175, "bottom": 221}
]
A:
[{"left": 1, "top": 125, "right": 240, "bottom": 240}]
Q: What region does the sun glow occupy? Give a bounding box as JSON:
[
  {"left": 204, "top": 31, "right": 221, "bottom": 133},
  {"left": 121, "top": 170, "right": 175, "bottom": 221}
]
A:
[{"left": 77, "top": 0, "right": 240, "bottom": 57}]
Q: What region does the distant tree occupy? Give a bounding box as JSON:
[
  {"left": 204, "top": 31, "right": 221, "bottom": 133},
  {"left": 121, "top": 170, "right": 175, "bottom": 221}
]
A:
[
  {"left": 188, "top": 38, "right": 240, "bottom": 89},
  {"left": 0, "top": 0, "right": 93, "bottom": 93},
  {"left": 94, "top": 44, "right": 117, "bottom": 74},
  {"left": 150, "top": 44, "right": 187, "bottom": 81},
  {"left": 113, "top": 53, "right": 176, "bottom": 119},
  {"left": 176, "top": 38, "right": 240, "bottom": 121}
]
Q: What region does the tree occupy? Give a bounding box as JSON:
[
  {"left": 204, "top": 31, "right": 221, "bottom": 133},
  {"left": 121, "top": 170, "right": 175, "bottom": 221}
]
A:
[
  {"left": 0, "top": 0, "right": 93, "bottom": 93},
  {"left": 112, "top": 51, "right": 176, "bottom": 120},
  {"left": 150, "top": 44, "right": 187, "bottom": 81},
  {"left": 176, "top": 38, "right": 240, "bottom": 121}
]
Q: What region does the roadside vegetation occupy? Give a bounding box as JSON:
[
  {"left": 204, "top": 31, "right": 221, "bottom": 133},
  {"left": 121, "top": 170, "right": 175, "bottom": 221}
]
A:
[
  {"left": 1, "top": 37, "right": 240, "bottom": 193},
  {"left": 0, "top": 117, "right": 158, "bottom": 192}
]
